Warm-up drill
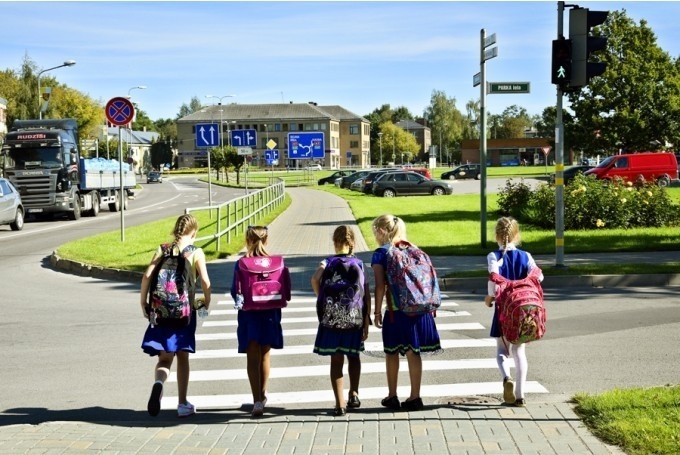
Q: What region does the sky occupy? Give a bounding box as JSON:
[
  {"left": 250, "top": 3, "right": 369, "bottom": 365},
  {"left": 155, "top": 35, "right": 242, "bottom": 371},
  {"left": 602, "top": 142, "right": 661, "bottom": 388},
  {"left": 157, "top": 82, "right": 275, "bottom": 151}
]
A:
[{"left": 3, "top": 1, "right": 680, "bottom": 122}]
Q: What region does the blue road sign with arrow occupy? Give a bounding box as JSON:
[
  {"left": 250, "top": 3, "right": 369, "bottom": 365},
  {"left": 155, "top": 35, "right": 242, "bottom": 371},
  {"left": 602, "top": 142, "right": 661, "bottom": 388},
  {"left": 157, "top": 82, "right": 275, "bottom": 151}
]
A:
[
  {"left": 195, "top": 123, "right": 220, "bottom": 148},
  {"left": 231, "top": 129, "right": 257, "bottom": 147},
  {"left": 287, "top": 132, "right": 325, "bottom": 159}
]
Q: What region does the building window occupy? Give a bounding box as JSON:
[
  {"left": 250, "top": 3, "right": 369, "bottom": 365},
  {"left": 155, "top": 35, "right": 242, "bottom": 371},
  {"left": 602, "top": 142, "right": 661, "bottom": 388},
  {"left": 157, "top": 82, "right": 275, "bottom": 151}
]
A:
[
  {"left": 289, "top": 123, "right": 298, "bottom": 131},
  {"left": 350, "top": 140, "right": 359, "bottom": 148},
  {"left": 275, "top": 123, "right": 281, "bottom": 132},
  {"left": 349, "top": 124, "right": 359, "bottom": 135}
]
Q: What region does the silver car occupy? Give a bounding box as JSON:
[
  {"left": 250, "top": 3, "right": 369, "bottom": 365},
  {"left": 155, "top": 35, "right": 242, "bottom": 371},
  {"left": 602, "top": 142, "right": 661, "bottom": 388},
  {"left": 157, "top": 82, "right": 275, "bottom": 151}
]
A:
[{"left": 0, "top": 178, "right": 24, "bottom": 231}]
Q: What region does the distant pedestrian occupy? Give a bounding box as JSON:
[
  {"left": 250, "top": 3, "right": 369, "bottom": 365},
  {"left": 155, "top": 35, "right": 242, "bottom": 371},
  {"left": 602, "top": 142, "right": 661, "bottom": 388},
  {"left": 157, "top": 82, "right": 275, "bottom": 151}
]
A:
[
  {"left": 230, "top": 225, "right": 285, "bottom": 417},
  {"left": 371, "top": 214, "right": 441, "bottom": 412},
  {"left": 140, "top": 213, "right": 212, "bottom": 418},
  {"left": 311, "top": 225, "right": 371, "bottom": 416},
  {"left": 484, "top": 216, "right": 543, "bottom": 407}
]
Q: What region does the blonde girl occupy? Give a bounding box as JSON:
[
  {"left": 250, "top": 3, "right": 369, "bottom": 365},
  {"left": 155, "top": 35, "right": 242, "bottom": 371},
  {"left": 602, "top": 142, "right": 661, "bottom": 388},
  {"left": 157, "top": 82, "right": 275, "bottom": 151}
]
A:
[
  {"left": 140, "top": 213, "right": 212, "bottom": 418},
  {"left": 484, "top": 216, "right": 543, "bottom": 407}
]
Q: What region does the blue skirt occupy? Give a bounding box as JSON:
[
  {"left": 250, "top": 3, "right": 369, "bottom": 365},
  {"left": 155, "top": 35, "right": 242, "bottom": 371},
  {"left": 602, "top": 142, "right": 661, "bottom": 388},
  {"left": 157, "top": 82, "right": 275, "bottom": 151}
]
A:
[
  {"left": 141, "top": 313, "right": 197, "bottom": 356},
  {"left": 381, "top": 310, "right": 441, "bottom": 356},
  {"left": 490, "top": 304, "right": 502, "bottom": 338},
  {"left": 313, "top": 325, "right": 364, "bottom": 357},
  {"left": 237, "top": 308, "right": 283, "bottom": 353}
]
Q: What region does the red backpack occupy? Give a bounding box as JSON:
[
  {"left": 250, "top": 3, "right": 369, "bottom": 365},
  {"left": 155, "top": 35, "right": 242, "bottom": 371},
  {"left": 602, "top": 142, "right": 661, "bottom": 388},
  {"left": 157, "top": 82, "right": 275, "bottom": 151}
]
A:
[
  {"left": 490, "top": 267, "right": 546, "bottom": 344},
  {"left": 236, "top": 255, "right": 291, "bottom": 311}
]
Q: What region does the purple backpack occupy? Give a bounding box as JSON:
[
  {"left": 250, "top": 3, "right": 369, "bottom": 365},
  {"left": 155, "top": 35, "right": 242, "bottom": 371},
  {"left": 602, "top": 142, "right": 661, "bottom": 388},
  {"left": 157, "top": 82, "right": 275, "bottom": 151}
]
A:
[
  {"left": 385, "top": 240, "right": 441, "bottom": 316},
  {"left": 236, "top": 255, "right": 291, "bottom": 311},
  {"left": 317, "top": 255, "right": 366, "bottom": 330}
]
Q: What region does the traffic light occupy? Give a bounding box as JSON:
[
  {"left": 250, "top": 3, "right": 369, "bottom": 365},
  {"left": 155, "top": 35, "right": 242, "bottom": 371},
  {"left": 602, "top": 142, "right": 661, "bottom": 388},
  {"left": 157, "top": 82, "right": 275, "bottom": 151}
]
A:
[
  {"left": 551, "top": 38, "right": 572, "bottom": 87},
  {"left": 569, "top": 7, "right": 609, "bottom": 88}
]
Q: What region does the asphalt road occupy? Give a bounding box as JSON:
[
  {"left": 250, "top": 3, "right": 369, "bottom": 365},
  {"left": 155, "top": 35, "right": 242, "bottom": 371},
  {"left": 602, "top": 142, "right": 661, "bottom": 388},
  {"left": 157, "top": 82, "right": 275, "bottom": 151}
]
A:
[{"left": 1, "top": 175, "right": 678, "bottom": 426}]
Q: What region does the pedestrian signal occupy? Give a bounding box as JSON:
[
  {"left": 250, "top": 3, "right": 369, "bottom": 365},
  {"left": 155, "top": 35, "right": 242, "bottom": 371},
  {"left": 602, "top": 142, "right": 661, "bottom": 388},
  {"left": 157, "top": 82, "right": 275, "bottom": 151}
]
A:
[{"left": 551, "top": 38, "right": 572, "bottom": 87}]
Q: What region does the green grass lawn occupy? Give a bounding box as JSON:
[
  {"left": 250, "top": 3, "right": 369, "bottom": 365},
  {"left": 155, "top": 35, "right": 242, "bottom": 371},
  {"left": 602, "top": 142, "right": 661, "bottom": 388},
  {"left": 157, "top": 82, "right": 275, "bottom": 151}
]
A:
[{"left": 574, "top": 385, "right": 680, "bottom": 455}]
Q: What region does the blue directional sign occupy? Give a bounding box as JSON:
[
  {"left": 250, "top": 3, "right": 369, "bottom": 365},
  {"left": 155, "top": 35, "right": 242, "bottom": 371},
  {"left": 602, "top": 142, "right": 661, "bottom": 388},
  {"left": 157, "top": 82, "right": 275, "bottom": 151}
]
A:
[
  {"left": 287, "top": 132, "right": 325, "bottom": 159},
  {"left": 231, "top": 129, "right": 257, "bottom": 147},
  {"left": 265, "top": 149, "right": 279, "bottom": 166},
  {"left": 195, "top": 123, "right": 220, "bottom": 148}
]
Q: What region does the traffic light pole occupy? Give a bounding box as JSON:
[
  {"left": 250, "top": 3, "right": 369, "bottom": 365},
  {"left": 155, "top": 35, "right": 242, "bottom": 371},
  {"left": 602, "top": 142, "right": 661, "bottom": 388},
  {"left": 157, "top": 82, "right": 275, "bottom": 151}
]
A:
[{"left": 555, "top": 1, "right": 566, "bottom": 268}]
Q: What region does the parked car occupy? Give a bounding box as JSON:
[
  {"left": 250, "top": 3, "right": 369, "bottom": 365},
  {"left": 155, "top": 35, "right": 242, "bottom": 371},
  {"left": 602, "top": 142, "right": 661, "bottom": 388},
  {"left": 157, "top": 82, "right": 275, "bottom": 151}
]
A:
[
  {"left": 350, "top": 178, "right": 365, "bottom": 192},
  {"left": 584, "top": 152, "right": 678, "bottom": 187},
  {"left": 318, "top": 170, "right": 354, "bottom": 186},
  {"left": 0, "top": 178, "right": 24, "bottom": 231},
  {"left": 372, "top": 171, "right": 453, "bottom": 197},
  {"left": 402, "top": 167, "right": 432, "bottom": 179},
  {"left": 147, "top": 171, "right": 163, "bottom": 184},
  {"left": 361, "top": 169, "right": 399, "bottom": 194},
  {"left": 306, "top": 164, "right": 323, "bottom": 171},
  {"left": 549, "top": 165, "right": 594, "bottom": 185},
  {"left": 441, "top": 164, "right": 481, "bottom": 180},
  {"left": 338, "top": 169, "right": 372, "bottom": 189}
]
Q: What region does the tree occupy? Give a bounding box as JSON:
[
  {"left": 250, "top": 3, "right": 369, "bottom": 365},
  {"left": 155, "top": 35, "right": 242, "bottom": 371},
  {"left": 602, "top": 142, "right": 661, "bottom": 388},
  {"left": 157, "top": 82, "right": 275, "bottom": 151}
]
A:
[
  {"left": 568, "top": 9, "right": 680, "bottom": 153},
  {"left": 149, "top": 140, "right": 173, "bottom": 171},
  {"left": 490, "top": 105, "right": 534, "bottom": 139},
  {"left": 423, "top": 90, "right": 465, "bottom": 164},
  {"left": 177, "top": 96, "right": 203, "bottom": 119},
  {"left": 130, "top": 107, "right": 156, "bottom": 132}
]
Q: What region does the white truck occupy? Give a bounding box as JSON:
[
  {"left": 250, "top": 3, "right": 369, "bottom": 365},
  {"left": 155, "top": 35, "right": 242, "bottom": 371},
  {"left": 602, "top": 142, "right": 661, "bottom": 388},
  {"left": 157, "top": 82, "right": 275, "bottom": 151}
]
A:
[{"left": 0, "top": 118, "right": 136, "bottom": 220}]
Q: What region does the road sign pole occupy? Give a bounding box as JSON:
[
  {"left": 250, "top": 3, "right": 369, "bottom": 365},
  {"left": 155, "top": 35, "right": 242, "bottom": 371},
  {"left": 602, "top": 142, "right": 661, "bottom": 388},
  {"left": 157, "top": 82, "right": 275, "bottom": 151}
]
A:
[
  {"left": 119, "top": 126, "right": 124, "bottom": 242},
  {"left": 555, "top": 1, "right": 566, "bottom": 268}
]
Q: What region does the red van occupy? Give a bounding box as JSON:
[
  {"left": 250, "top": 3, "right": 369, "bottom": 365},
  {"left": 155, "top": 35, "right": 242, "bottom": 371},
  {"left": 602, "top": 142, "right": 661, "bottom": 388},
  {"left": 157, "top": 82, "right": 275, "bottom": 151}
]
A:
[{"left": 584, "top": 152, "right": 678, "bottom": 187}]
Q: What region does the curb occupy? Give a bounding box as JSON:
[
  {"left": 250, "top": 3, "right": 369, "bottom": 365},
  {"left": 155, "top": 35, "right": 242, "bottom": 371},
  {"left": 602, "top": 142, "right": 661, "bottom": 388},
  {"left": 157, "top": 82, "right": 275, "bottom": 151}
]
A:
[{"left": 50, "top": 252, "right": 143, "bottom": 283}]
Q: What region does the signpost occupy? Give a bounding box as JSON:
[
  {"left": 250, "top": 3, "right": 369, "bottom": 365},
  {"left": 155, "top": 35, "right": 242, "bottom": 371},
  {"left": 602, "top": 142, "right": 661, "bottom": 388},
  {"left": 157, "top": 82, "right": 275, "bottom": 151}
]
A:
[
  {"left": 487, "top": 82, "right": 531, "bottom": 94},
  {"left": 542, "top": 146, "right": 552, "bottom": 175},
  {"left": 195, "top": 123, "right": 220, "bottom": 148},
  {"left": 231, "top": 129, "right": 257, "bottom": 147},
  {"left": 288, "top": 132, "right": 325, "bottom": 160},
  {"left": 105, "top": 97, "right": 135, "bottom": 242}
]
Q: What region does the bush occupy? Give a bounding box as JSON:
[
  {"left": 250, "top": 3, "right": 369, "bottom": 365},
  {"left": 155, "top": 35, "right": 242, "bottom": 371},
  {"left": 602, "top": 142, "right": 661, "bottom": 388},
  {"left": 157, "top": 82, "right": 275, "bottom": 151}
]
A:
[{"left": 496, "top": 174, "right": 680, "bottom": 230}]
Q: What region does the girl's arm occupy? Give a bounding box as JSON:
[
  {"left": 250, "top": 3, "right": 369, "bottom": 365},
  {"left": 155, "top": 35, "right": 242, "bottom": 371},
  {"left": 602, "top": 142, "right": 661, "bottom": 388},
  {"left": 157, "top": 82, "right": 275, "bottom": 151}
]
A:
[
  {"left": 311, "top": 264, "right": 325, "bottom": 296},
  {"left": 485, "top": 251, "right": 500, "bottom": 307},
  {"left": 195, "top": 249, "right": 212, "bottom": 308},
  {"left": 372, "top": 263, "right": 386, "bottom": 328}
]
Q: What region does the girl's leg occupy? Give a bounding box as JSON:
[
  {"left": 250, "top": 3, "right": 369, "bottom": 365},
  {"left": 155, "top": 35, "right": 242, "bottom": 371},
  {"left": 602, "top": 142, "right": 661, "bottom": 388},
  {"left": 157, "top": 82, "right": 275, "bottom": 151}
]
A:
[
  {"left": 175, "top": 351, "right": 190, "bottom": 404},
  {"left": 330, "top": 354, "right": 345, "bottom": 408},
  {"left": 246, "top": 341, "right": 263, "bottom": 403},
  {"left": 405, "top": 350, "right": 422, "bottom": 400},
  {"left": 347, "top": 355, "right": 361, "bottom": 399},
  {"left": 385, "top": 353, "right": 399, "bottom": 397},
  {"left": 260, "top": 344, "right": 271, "bottom": 401},
  {"left": 495, "top": 337, "right": 512, "bottom": 379},
  {"left": 511, "top": 343, "right": 528, "bottom": 399},
  {"left": 155, "top": 351, "right": 174, "bottom": 382}
]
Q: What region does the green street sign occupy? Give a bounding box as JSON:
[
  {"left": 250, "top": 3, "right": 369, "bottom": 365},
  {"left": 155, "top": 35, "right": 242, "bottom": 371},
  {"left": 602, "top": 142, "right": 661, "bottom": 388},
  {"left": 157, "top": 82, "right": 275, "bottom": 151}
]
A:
[{"left": 487, "top": 82, "right": 530, "bottom": 94}]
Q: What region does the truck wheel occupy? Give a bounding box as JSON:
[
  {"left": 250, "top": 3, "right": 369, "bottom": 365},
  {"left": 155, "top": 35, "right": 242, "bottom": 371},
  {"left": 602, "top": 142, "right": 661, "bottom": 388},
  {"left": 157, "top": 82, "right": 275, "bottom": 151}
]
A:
[
  {"left": 657, "top": 175, "right": 670, "bottom": 187},
  {"left": 10, "top": 208, "right": 24, "bottom": 231},
  {"left": 88, "top": 193, "right": 100, "bottom": 217},
  {"left": 109, "top": 191, "right": 120, "bottom": 212},
  {"left": 69, "top": 196, "right": 82, "bottom": 220}
]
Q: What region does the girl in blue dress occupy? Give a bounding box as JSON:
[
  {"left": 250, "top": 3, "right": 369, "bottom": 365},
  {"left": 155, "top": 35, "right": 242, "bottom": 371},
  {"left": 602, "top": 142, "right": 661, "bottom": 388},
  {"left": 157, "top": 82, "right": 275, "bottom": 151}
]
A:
[
  {"left": 230, "top": 226, "right": 284, "bottom": 417},
  {"left": 140, "top": 214, "right": 212, "bottom": 418},
  {"left": 484, "top": 217, "right": 543, "bottom": 407},
  {"left": 371, "top": 214, "right": 441, "bottom": 412},
  {"left": 311, "top": 225, "right": 371, "bottom": 416}
]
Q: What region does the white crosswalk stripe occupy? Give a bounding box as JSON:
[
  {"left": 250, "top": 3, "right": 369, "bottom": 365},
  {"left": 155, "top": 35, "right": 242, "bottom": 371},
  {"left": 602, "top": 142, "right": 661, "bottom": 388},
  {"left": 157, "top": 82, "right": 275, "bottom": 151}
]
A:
[{"left": 159, "top": 294, "right": 549, "bottom": 411}]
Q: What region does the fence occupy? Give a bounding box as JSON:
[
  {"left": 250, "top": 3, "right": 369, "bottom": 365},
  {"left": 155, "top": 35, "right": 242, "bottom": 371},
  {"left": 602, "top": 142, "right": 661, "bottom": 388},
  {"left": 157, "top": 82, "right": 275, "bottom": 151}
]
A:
[{"left": 184, "top": 180, "right": 286, "bottom": 251}]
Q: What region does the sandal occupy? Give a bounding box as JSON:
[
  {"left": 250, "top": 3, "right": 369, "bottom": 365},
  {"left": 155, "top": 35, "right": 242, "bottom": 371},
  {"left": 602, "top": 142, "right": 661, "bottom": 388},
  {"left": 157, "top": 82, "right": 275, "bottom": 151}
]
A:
[{"left": 381, "top": 395, "right": 401, "bottom": 411}]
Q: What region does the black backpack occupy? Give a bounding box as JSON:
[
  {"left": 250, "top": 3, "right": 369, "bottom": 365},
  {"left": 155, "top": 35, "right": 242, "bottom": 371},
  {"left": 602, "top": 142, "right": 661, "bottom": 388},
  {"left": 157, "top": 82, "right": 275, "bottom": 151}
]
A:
[
  {"left": 316, "top": 255, "right": 366, "bottom": 330},
  {"left": 148, "top": 243, "right": 197, "bottom": 328}
]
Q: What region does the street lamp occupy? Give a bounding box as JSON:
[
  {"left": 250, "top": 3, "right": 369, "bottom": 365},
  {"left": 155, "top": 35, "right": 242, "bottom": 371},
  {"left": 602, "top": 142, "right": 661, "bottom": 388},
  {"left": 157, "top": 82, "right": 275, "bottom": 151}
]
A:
[
  {"left": 37, "top": 60, "right": 76, "bottom": 119},
  {"left": 378, "top": 132, "right": 383, "bottom": 167},
  {"left": 127, "top": 85, "right": 147, "bottom": 98},
  {"left": 205, "top": 94, "right": 236, "bottom": 149}
]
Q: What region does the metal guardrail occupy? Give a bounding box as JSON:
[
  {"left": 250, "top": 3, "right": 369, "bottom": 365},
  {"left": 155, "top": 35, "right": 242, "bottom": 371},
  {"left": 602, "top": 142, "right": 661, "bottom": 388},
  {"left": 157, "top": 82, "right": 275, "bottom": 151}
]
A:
[{"left": 184, "top": 180, "right": 286, "bottom": 251}]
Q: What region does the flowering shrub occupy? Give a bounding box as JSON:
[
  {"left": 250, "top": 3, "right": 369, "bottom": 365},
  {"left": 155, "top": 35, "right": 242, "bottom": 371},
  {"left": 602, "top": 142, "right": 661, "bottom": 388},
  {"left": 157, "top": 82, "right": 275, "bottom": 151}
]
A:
[{"left": 496, "top": 174, "right": 680, "bottom": 230}]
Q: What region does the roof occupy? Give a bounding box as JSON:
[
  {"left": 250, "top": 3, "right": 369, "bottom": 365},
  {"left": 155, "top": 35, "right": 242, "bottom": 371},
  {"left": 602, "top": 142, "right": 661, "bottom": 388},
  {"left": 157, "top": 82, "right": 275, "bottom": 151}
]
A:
[
  {"left": 107, "top": 127, "right": 160, "bottom": 145},
  {"left": 396, "top": 119, "right": 428, "bottom": 131},
  {"left": 178, "top": 103, "right": 369, "bottom": 123}
]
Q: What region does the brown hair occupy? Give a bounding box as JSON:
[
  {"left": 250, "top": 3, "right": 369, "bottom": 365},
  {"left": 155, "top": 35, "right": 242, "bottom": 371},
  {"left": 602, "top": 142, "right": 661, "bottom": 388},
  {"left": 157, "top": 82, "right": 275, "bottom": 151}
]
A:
[
  {"left": 245, "top": 225, "right": 270, "bottom": 257},
  {"left": 172, "top": 214, "right": 199, "bottom": 244},
  {"left": 332, "top": 225, "right": 355, "bottom": 254},
  {"left": 495, "top": 216, "right": 521, "bottom": 255}
]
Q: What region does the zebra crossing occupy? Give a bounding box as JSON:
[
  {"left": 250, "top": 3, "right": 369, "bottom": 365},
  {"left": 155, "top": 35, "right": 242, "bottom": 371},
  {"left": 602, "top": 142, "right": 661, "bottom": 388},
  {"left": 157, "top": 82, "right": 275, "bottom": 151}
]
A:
[{"left": 159, "top": 294, "right": 548, "bottom": 411}]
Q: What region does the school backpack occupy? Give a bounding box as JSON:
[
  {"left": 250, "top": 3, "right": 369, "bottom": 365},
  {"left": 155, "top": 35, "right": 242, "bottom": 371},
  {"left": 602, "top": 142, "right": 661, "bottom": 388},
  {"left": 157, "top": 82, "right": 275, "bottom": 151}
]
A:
[
  {"left": 148, "top": 243, "right": 197, "bottom": 327},
  {"left": 236, "top": 255, "right": 291, "bottom": 311},
  {"left": 317, "top": 255, "right": 366, "bottom": 330},
  {"left": 385, "top": 240, "right": 441, "bottom": 316},
  {"left": 490, "top": 267, "right": 546, "bottom": 344}
]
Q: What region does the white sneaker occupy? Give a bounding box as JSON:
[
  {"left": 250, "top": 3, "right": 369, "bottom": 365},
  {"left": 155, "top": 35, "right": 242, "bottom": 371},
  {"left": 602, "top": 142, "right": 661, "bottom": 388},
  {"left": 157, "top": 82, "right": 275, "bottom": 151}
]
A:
[{"left": 177, "top": 401, "right": 196, "bottom": 417}]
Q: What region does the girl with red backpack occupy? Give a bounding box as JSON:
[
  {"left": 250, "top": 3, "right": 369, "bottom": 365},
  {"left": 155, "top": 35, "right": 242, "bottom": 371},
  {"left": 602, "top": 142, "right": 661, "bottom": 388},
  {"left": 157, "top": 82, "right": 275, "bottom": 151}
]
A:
[{"left": 484, "top": 217, "right": 544, "bottom": 407}]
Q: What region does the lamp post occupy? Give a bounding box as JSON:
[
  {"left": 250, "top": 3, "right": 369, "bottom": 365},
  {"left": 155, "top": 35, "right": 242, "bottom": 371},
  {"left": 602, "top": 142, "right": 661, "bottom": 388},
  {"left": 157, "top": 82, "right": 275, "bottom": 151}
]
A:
[
  {"left": 378, "top": 132, "right": 383, "bottom": 167},
  {"left": 205, "top": 94, "right": 235, "bottom": 210},
  {"left": 37, "top": 60, "right": 76, "bottom": 119}
]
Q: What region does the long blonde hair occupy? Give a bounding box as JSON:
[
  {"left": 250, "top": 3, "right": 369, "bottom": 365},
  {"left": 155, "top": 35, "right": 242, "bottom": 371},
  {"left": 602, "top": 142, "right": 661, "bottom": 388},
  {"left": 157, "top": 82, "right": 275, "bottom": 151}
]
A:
[
  {"left": 495, "top": 216, "right": 521, "bottom": 255},
  {"left": 172, "top": 214, "right": 199, "bottom": 244},
  {"left": 372, "top": 214, "right": 407, "bottom": 245},
  {"left": 245, "top": 225, "right": 270, "bottom": 257}
]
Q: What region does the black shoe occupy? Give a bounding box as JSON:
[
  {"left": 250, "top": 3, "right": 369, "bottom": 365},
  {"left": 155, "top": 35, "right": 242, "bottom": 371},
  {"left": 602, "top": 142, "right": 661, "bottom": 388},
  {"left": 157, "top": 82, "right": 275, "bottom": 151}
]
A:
[
  {"left": 147, "top": 382, "right": 163, "bottom": 417},
  {"left": 347, "top": 394, "right": 361, "bottom": 408},
  {"left": 401, "top": 397, "right": 424, "bottom": 411},
  {"left": 333, "top": 406, "right": 346, "bottom": 416},
  {"left": 514, "top": 398, "right": 526, "bottom": 407},
  {"left": 381, "top": 395, "right": 401, "bottom": 411}
]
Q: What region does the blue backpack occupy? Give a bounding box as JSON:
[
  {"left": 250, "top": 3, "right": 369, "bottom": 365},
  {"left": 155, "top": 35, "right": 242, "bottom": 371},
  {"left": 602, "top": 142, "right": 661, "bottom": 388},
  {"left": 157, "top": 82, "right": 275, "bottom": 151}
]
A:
[
  {"left": 385, "top": 241, "right": 441, "bottom": 316},
  {"left": 148, "top": 243, "right": 196, "bottom": 327},
  {"left": 317, "top": 255, "right": 366, "bottom": 330}
]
